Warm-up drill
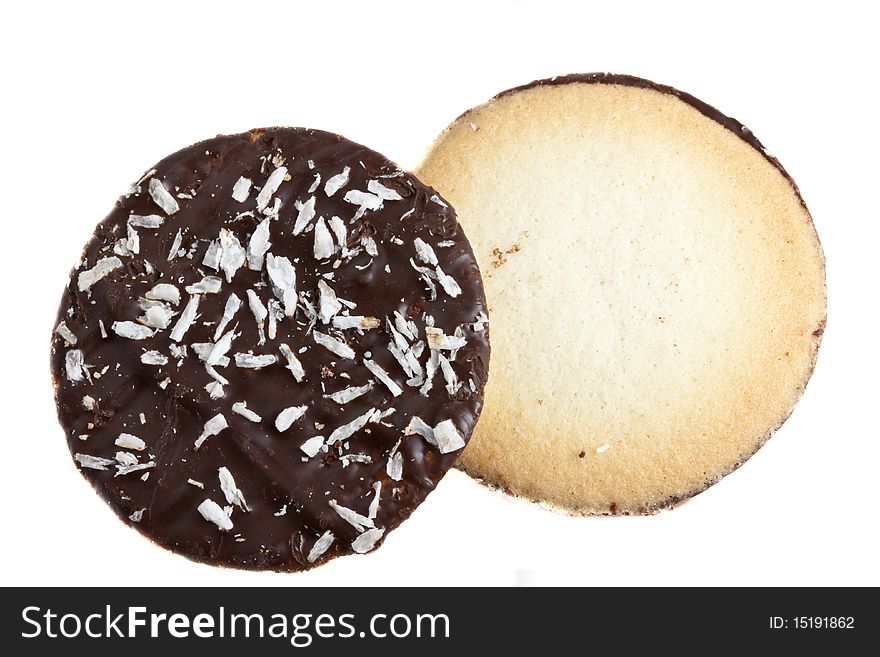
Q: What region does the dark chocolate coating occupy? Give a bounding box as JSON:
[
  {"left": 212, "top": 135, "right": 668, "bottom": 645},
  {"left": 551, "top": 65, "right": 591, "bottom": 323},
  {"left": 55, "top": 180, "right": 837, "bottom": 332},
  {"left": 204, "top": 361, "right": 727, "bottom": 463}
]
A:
[{"left": 50, "top": 128, "right": 489, "bottom": 570}]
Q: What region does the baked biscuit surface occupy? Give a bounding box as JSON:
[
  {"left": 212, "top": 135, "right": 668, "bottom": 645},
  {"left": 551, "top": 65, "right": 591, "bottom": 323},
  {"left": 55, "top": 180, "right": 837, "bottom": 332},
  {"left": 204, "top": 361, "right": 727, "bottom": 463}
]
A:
[{"left": 416, "top": 74, "right": 825, "bottom": 514}]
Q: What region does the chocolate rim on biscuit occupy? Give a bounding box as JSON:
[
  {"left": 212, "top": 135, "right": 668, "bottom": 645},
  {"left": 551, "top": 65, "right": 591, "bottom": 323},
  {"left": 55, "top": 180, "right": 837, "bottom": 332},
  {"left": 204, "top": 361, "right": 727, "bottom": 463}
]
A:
[
  {"left": 415, "top": 74, "right": 826, "bottom": 515},
  {"left": 50, "top": 128, "right": 489, "bottom": 570}
]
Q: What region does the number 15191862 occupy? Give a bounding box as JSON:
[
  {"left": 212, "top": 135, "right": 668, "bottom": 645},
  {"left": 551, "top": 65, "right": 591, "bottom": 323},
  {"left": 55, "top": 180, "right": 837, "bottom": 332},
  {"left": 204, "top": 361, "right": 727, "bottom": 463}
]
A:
[{"left": 770, "top": 617, "right": 855, "bottom": 629}]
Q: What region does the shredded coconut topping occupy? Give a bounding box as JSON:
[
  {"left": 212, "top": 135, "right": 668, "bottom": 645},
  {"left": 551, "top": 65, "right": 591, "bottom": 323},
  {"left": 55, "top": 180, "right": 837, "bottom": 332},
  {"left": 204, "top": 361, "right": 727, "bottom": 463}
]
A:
[
  {"left": 317, "top": 280, "right": 342, "bottom": 323},
  {"left": 194, "top": 413, "right": 228, "bottom": 450},
  {"left": 256, "top": 166, "right": 287, "bottom": 211},
  {"left": 112, "top": 321, "right": 154, "bottom": 340},
  {"left": 231, "top": 401, "right": 262, "bottom": 422},
  {"left": 148, "top": 178, "right": 180, "bottom": 215},
  {"left": 327, "top": 407, "right": 377, "bottom": 445},
  {"left": 325, "top": 382, "right": 373, "bottom": 405},
  {"left": 351, "top": 528, "right": 385, "bottom": 554},
  {"left": 307, "top": 530, "right": 335, "bottom": 563},
  {"left": 275, "top": 405, "right": 308, "bottom": 432},
  {"left": 234, "top": 352, "right": 276, "bottom": 369},
  {"left": 329, "top": 499, "right": 374, "bottom": 531},
  {"left": 198, "top": 499, "right": 233, "bottom": 531},
  {"left": 232, "top": 176, "right": 252, "bottom": 203},
  {"left": 364, "top": 359, "right": 403, "bottom": 397},
  {"left": 323, "top": 166, "right": 350, "bottom": 197},
  {"left": 78, "top": 256, "right": 122, "bottom": 292},
  {"left": 313, "top": 330, "right": 355, "bottom": 359},
  {"left": 115, "top": 433, "right": 146, "bottom": 451},
  {"left": 170, "top": 295, "right": 200, "bottom": 342},
  {"left": 247, "top": 218, "right": 271, "bottom": 270},
  {"left": 218, "top": 467, "right": 250, "bottom": 512},
  {"left": 55, "top": 321, "right": 77, "bottom": 345},
  {"left": 367, "top": 179, "right": 403, "bottom": 201},
  {"left": 128, "top": 213, "right": 165, "bottom": 228},
  {"left": 293, "top": 196, "right": 317, "bottom": 235},
  {"left": 266, "top": 254, "right": 298, "bottom": 316},
  {"left": 279, "top": 343, "right": 306, "bottom": 381}
]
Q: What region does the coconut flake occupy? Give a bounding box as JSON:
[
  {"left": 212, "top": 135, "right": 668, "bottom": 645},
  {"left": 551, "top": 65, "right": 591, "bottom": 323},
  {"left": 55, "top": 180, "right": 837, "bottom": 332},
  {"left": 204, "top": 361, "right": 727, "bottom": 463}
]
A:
[
  {"left": 596, "top": 443, "right": 611, "bottom": 454},
  {"left": 435, "top": 352, "right": 460, "bottom": 396},
  {"left": 329, "top": 499, "right": 374, "bottom": 531},
  {"left": 324, "top": 166, "right": 351, "bottom": 197},
  {"left": 148, "top": 178, "right": 179, "bottom": 214},
  {"left": 166, "top": 229, "right": 183, "bottom": 261},
  {"left": 115, "top": 460, "right": 155, "bottom": 477},
  {"left": 186, "top": 276, "right": 223, "bottom": 294},
  {"left": 246, "top": 289, "right": 268, "bottom": 324},
  {"left": 75, "top": 453, "right": 115, "bottom": 470},
  {"left": 276, "top": 405, "right": 308, "bottom": 432},
  {"left": 232, "top": 176, "right": 252, "bottom": 202},
  {"left": 313, "top": 330, "right": 355, "bottom": 359},
  {"left": 128, "top": 213, "right": 165, "bottom": 228},
  {"left": 78, "top": 256, "right": 122, "bottom": 291},
  {"left": 351, "top": 528, "right": 385, "bottom": 554},
  {"left": 207, "top": 328, "right": 238, "bottom": 367},
  {"left": 218, "top": 467, "right": 249, "bottom": 512},
  {"left": 404, "top": 416, "right": 435, "bottom": 443},
  {"left": 317, "top": 280, "right": 342, "bottom": 324},
  {"left": 436, "top": 267, "right": 462, "bottom": 298},
  {"left": 55, "top": 321, "right": 77, "bottom": 345},
  {"left": 327, "top": 407, "right": 377, "bottom": 446},
  {"left": 194, "top": 413, "right": 228, "bottom": 450},
  {"left": 432, "top": 419, "right": 465, "bottom": 454},
  {"left": 256, "top": 166, "right": 287, "bottom": 211},
  {"left": 387, "top": 450, "right": 403, "bottom": 482},
  {"left": 188, "top": 479, "right": 204, "bottom": 489},
  {"left": 232, "top": 401, "right": 262, "bottom": 422},
  {"left": 247, "top": 218, "right": 271, "bottom": 270},
  {"left": 112, "top": 321, "right": 154, "bottom": 340},
  {"left": 145, "top": 283, "right": 181, "bottom": 305},
  {"left": 414, "top": 237, "right": 439, "bottom": 266},
  {"left": 140, "top": 350, "right": 168, "bottom": 366},
  {"left": 429, "top": 193, "right": 447, "bottom": 208},
  {"left": 205, "top": 381, "right": 225, "bottom": 399},
  {"left": 368, "top": 481, "right": 382, "bottom": 519},
  {"left": 170, "top": 295, "right": 200, "bottom": 342},
  {"left": 343, "top": 189, "right": 383, "bottom": 220},
  {"left": 307, "top": 531, "right": 335, "bottom": 563},
  {"left": 279, "top": 343, "right": 306, "bottom": 382},
  {"left": 82, "top": 395, "right": 96, "bottom": 411},
  {"left": 325, "top": 382, "right": 373, "bottom": 405},
  {"left": 361, "top": 235, "right": 379, "bottom": 258},
  {"left": 313, "top": 216, "right": 335, "bottom": 260},
  {"left": 326, "top": 217, "right": 346, "bottom": 250},
  {"left": 367, "top": 179, "right": 403, "bottom": 201},
  {"left": 289, "top": 194, "right": 316, "bottom": 235},
  {"left": 266, "top": 254, "right": 297, "bottom": 316},
  {"left": 425, "top": 326, "right": 467, "bottom": 351},
  {"left": 364, "top": 359, "right": 402, "bottom": 397},
  {"left": 208, "top": 294, "right": 239, "bottom": 342},
  {"left": 202, "top": 240, "right": 222, "bottom": 270},
  {"left": 218, "top": 229, "right": 246, "bottom": 283},
  {"left": 331, "top": 315, "right": 380, "bottom": 330},
  {"left": 300, "top": 435, "right": 325, "bottom": 458},
  {"left": 198, "top": 499, "right": 233, "bottom": 531},
  {"left": 115, "top": 433, "right": 146, "bottom": 451},
  {"left": 138, "top": 303, "right": 176, "bottom": 329},
  {"left": 235, "top": 352, "right": 276, "bottom": 369}
]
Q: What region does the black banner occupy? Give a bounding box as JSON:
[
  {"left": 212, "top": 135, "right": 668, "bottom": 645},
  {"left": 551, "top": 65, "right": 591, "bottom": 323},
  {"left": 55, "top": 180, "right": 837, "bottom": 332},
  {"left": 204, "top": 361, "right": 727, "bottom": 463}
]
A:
[{"left": 1, "top": 587, "right": 874, "bottom": 654}]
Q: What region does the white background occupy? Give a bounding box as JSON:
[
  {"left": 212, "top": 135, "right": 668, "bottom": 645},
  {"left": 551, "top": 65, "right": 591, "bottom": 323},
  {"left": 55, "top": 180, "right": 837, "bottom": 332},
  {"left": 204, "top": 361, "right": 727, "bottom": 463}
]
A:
[{"left": 2, "top": 0, "right": 877, "bottom": 587}]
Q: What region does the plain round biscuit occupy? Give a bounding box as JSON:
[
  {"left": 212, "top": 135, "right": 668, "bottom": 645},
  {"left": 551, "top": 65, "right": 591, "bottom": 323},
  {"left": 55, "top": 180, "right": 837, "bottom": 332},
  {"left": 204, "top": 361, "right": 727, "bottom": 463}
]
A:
[{"left": 415, "top": 74, "right": 826, "bottom": 515}]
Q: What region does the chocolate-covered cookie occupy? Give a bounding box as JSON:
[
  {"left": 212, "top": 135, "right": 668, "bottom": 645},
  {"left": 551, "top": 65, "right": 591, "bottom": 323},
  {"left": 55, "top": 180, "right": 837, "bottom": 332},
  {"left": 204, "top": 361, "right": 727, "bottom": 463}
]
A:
[{"left": 51, "top": 128, "right": 489, "bottom": 570}]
